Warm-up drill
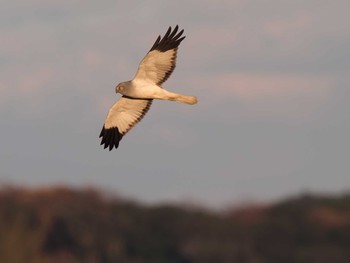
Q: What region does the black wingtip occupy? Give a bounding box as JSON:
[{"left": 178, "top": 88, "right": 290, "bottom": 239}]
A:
[
  {"left": 149, "top": 25, "right": 185, "bottom": 52},
  {"left": 99, "top": 126, "right": 123, "bottom": 151}
]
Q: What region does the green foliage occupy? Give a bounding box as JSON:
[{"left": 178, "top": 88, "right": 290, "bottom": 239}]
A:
[{"left": 0, "top": 187, "right": 350, "bottom": 263}]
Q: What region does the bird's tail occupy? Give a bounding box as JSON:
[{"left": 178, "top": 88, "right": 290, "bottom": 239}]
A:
[
  {"left": 160, "top": 89, "right": 198, "bottom": 105},
  {"left": 174, "top": 94, "right": 198, "bottom": 105}
]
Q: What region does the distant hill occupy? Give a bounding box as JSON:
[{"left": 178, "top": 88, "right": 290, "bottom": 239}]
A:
[{"left": 0, "top": 186, "right": 349, "bottom": 263}]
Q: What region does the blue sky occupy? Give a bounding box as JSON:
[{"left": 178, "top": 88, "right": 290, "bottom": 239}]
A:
[{"left": 1, "top": 0, "right": 350, "bottom": 208}]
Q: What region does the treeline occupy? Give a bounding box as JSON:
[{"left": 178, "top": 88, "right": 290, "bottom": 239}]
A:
[{"left": 0, "top": 187, "right": 350, "bottom": 263}]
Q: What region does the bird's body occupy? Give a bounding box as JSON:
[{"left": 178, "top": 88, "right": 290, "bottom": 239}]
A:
[
  {"left": 99, "top": 26, "right": 197, "bottom": 150},
  {"left": 117, "top": 80, "right": 197, "bottom": 104}
]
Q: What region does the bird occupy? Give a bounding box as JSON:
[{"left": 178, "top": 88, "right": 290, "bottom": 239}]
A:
[{"left": 99, "top": 25, "right": 197, "bottom": 150}]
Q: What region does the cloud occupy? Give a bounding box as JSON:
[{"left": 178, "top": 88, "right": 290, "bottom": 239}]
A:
[
  {"left": 217, "top": 73, "right": 331, "bottom": 100},
  {"left": 17, "top": 67, "right": 54, "bottom": 94},
  {"left": 263, "top": 15, "right": 311, "bottom": 40},
  {"left": 81, "top": 48, "right": 104, "bottom": 68},
  {"left": 189, "top": 72, "right": 333, "bottom": 120}
]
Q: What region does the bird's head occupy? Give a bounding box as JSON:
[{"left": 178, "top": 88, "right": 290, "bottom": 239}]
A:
[{"left": 115, "top": 83, "right": 125, "bottom": 94}]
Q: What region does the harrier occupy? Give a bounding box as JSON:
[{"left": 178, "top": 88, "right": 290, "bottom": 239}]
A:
[{"left": 99, "top": 26, "right": 197, "bottom": 150}]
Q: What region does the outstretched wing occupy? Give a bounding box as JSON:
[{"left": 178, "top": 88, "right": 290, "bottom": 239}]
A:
[
  {"left": 99, "top": 96, "right": 152, "bottom": 150},
  {"left": 133, "top": 25, "right": 185, "bottom": 86}
]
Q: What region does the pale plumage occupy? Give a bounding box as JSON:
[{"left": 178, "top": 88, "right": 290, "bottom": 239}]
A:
[{"left": 99, "top": 26, "right": 197, "bottom": 150}]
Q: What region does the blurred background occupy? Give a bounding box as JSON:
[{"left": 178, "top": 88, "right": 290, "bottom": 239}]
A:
[{"left": 1, "top": 0, "right": 350, "bottom": 262}]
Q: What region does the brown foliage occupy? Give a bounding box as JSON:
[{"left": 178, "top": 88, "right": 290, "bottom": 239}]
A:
[
  {"left": 308, "top": 207, "right": 350, "bottom": 228},
  {"left": 0, "top": 187, "right": 350, "bottom": 263}
]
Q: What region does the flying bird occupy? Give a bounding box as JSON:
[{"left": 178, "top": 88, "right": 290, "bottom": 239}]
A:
[{"left": 99, "top": 25, "right": 197, "bottom": 150}]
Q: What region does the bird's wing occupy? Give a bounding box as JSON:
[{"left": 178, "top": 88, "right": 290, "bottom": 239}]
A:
[
  {"left": 99, "top": 96, "right": 152, "bottom": 150},
  {"left": 133, "top": 25, "right": 185, "bottom": 86}
]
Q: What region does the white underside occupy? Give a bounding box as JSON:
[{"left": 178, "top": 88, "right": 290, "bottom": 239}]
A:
[{"left": 122, "top": 80, "right": 197, "bottom": 105}]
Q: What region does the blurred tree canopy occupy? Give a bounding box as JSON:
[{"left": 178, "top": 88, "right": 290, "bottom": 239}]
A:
[{"left": 0, "top": 187, "right": 349, "bottom": 263}]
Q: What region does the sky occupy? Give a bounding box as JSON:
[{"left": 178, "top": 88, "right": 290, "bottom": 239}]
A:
[{"left": 1, "top": 0, "right": 350, "bottom": 208}]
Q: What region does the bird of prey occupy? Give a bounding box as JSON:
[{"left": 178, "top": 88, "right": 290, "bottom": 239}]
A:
[{"left": 99, "top": 25, "right": 197, "bottom": 150}]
